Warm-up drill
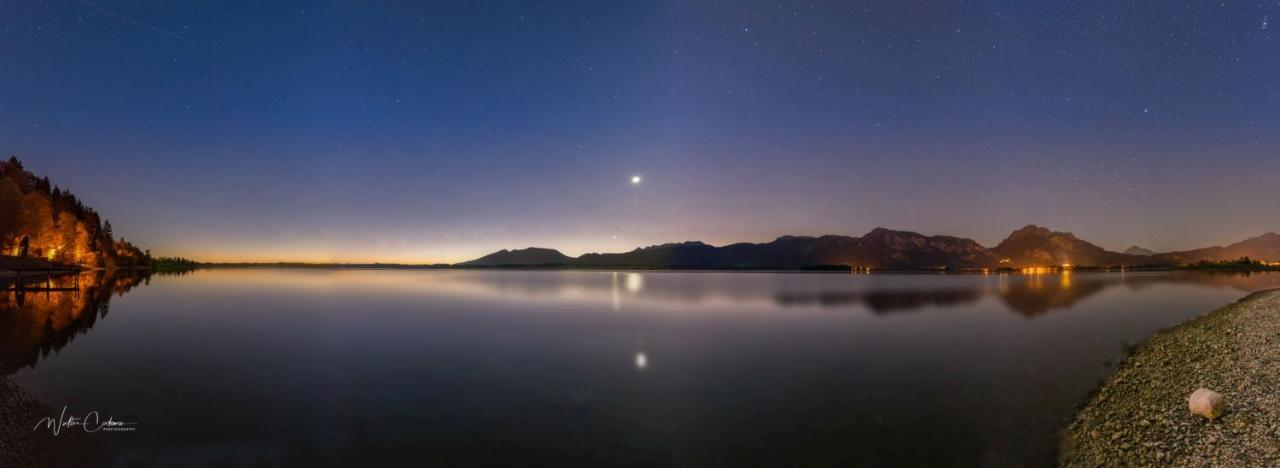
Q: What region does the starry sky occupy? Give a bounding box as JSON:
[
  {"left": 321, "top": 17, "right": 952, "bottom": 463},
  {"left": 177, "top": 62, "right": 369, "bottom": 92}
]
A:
[{"left": 2, "top": 1, "right": 1278, "bottom": 263}]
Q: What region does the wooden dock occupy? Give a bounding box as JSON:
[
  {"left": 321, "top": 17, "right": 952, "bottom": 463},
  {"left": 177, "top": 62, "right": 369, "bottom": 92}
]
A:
[
  {"left": 1, "top": 255, "right": 82, "bottom": 299},
  {"left": 2, "top": 286, "right": 79, "bottom": 292},
  {"left": 0, "top": 255, "right": 80, "bottom": 273}
]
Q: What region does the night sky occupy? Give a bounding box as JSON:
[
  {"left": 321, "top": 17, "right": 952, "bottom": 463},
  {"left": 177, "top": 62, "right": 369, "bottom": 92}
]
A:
[{"left": 3, "top": 1, "right": 1278, "bottom": 262}]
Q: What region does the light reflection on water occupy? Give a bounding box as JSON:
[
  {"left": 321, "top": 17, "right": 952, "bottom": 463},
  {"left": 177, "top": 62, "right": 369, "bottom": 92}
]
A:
[{"left": 2, "top": 269, "right": 1278, "bottom": 466}]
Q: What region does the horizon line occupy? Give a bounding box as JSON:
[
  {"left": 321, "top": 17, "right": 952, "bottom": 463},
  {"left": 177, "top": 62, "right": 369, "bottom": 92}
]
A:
[{"left": 158, "top": 225, "right": 1280, "bottom": 265}]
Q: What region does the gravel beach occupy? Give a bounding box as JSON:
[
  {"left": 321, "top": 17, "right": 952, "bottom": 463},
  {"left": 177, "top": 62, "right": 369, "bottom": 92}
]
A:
[
  {"left": 1062, "top": 289, "right": 1280, "bottom": 466},
  {"left": 0, "top": 377, "right": 47, "bottom": 467},
  {"left": 1, "top": 377, "right": 108, "bottom": 468}
]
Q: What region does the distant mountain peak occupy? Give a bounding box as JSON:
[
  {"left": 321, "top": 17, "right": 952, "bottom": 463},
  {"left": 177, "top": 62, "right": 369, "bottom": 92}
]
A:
[
  {"left": 1006, "top": 224, "right": 1079, "bottom": 240},
  {"left": 869, "top": 226, "right": 915, "bottom": 234},
  {"left": 993, "top": 225, "right": 1135, "bottom": 267},
  {"left": 774, "top": 235, "right": 816, "bottom": 242},
  {"left": 1123, "top": 246, "right": 1157, "bottom": 256},
  {"left": 863, "top": 227, "right": 918, "bottom": 239},
  {"left": 460, "top": 247, "right": 570, "bottom": 267},
  {"left": 641, "top": 241, "right": 710, "bottom": 250},
  {"left": 1155, "top": 231, "right": 1280, "bottom": 263},
  {"left": 1009, "top": 224, "right": 1050, "bottom": 237},
  {"left": 522, "top": 247, "right": 560, "bottom": 253},
  {"left": 1230, "top": 232, "right": 1280, "bottom": 247}
]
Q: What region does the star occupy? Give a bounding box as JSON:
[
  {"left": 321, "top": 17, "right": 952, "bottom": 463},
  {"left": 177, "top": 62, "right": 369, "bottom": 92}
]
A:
[{"left": 630, "top": 175, "right": 641, "bottom": 185}]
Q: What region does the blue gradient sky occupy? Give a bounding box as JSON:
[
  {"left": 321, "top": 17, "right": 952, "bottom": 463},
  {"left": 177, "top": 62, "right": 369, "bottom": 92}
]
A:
[{"left": 2, "top": 1, "right": 1278, "bottom": 262}]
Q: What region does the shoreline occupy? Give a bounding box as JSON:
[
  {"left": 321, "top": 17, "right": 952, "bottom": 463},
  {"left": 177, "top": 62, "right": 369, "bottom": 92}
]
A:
[
  {"left": 138, "top": 264, "right": 1280, "bottom": 274},
  {"left": 1061, "top": 288, "right": 1280, "bottom": 465}
]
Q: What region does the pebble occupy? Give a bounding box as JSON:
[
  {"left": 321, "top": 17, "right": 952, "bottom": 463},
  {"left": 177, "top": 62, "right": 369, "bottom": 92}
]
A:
[{"left": 1189, "top": 388, "right": 1225, "bottom": 420}]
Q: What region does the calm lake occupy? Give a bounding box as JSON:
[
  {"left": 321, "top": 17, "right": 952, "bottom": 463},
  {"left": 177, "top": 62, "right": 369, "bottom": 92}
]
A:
[{"left": 3, "top": 269, "right": 1279, "bottom": 466}]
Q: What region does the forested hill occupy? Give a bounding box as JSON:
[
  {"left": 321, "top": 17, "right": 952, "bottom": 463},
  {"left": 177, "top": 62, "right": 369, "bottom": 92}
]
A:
[{"left": 0, "top": 157, "right": 150, "bottom": 268}]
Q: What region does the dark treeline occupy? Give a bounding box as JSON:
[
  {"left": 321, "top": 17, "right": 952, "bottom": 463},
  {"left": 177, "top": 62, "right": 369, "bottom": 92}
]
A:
[{"left": 1183, "top": 257, "right": 1280, "bottom": 271}]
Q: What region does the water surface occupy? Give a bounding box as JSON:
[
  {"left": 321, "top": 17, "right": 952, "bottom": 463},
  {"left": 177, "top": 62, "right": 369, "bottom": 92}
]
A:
[{"left": 3, "top": 269, "right": 1278, "bottom": 466}]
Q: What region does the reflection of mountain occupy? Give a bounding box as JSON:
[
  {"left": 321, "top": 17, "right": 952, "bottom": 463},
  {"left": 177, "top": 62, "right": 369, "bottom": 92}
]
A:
[
  {"left": 996, "top": 274, "right": 1110, "bottom": 316},
  {"left": 997, "top": 271, "right": 1279, "bottom": 317},
  {"left": 779, "top": 272, "right": 1280, "bottom": 316},
  {"left": 775, "top": 289, "right": 983, "bottom": 313},
  {"left": 772, "top": 275, "right": 1114, "bottom": 316},
  {"left": 471, "top": 269, "right": 1277, "bottom": 319},
  {"left": 418, "top": 270, "right": 1280, "bottom": 317},
  {"left": 0, "top": 270, "right": 150, "bottom": 375}
]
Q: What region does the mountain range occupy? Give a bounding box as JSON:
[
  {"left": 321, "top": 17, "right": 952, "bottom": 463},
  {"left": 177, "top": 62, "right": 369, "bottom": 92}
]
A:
[
  {"left": 460, "top": 225, "right": 1280, "bottom": 270},
  {"left": 1152, "top": 232, "right": 1280, "bottom": 265}
]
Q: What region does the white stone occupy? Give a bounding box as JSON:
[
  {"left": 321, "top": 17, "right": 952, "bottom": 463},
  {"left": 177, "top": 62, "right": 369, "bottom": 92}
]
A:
[{"left": 1188, "top": 388, "right": 1224, "bottom": 420}]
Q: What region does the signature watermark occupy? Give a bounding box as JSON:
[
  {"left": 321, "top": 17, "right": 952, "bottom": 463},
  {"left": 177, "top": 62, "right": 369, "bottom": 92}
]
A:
[{"left": 32, "top": 406, "right": 137, "bottom": 435}]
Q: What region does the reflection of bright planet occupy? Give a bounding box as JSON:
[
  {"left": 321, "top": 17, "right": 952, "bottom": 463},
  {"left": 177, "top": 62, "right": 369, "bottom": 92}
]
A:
[
  {"left": 634, "top": 352, "right": 648, "bottom": 370},
  {"left": 611, "top": 272, "right": 622, "bottom": 312},
  {"left": 625, "top": 273, "right": 644, "bottom": 293}
]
